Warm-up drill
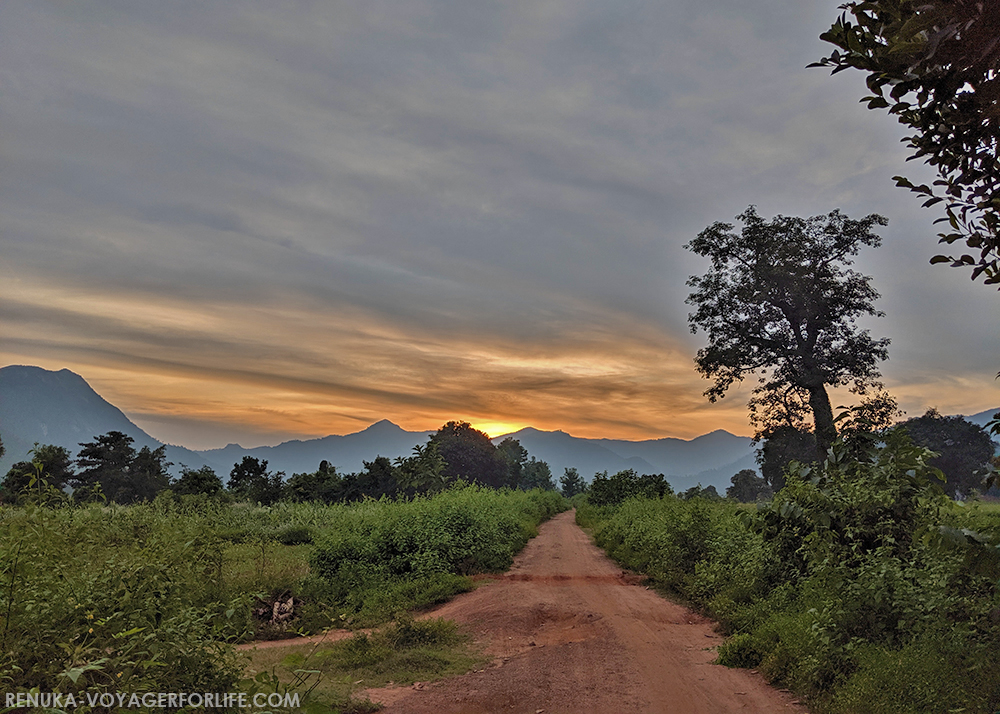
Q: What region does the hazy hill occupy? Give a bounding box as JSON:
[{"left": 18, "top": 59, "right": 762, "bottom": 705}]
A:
[
  {"left": 15, "top": 365, "right": 993, "bottom": 493},
  {"left": 496, "top": 426, "right": 757, "bottom": 492},
  {"left": 966, "top": 407, "right": 999, "bottom": 429},
  {"left": 196, "top": 420, "right": 434, "bottom": 477},
  {"left": 0, "top": 365, "right": 208, "bottom": 475},
  {"left": 0, "top": 366, "right": 763, "bottom": 489}
]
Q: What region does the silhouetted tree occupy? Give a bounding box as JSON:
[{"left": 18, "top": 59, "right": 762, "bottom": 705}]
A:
[
  {"left": 74, "top": 432, "right": 170, "bottom": 503},
  {"left": 897, "top": 409, "right": 996, "bottom": 497},
  {"left": 173, "top": 465, "right": 223, "bottom": 496},
  {"left": 519, "top": 457, "right": 555, "bottom": 490},
  {"left": 686, "top": 207, "right": 890, "bottom": 456},
  {"left": 589, "top": 469, "right": 672, "bottom": 506},
  {"left": 228, "top": 456, "right": 283, "bottom": 505},
  {"left": 429, "top": 421, "right": 508, "bottom": 488},
  {"left": 1, "top": 444, "right": 74, "bottom": 503},
  {"left": 758, "top": 425, "right": 817, "bottom": 493},
  {"left": 559, "top": 467, "right": 586, "bottom": 498},
  {"left": 726, "top": 468, "right": 771, "bottom": 503},
  {"left": 680, "top": 483, "right": 722, "bottom": 501},
  {"left": 496, "top": 437, "right": 528, "bottom": 487}
]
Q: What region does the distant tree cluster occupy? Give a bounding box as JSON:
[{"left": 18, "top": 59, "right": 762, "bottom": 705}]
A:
[
  {"left": 0, "top": 421, "right": 556, "bottom": 505},
  {"left": 750, "top": 408, "right": 996, "bottom": 499},
  {"left": 588, "top": 469, "right": 672, "bottom": 507},
  {"left": 725, "top": 469, "right": 771, "bottom": 503},
  {"left": 559, "top": 468, "right": 587, "bottom": 498}
]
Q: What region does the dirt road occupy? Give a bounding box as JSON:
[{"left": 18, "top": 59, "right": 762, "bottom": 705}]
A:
[{"left": 366, "top": 510, "right": 807, "bottom": 713}]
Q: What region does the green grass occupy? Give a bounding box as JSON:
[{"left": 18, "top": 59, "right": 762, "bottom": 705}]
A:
[
  {"left": 0, "top": 486, "right": 564, "bottom": 701},
  {"left": 243, "top": 618, "right": 487, "bottom": 713}
]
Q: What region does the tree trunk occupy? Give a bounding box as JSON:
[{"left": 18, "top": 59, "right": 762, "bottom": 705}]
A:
[{"left": 807, "top": 383, "right": 837, "bottom": 458}]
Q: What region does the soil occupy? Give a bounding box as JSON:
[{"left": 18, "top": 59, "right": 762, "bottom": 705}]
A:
[{"left": 361, "top": 510, "right": 810, "bottom": 714}]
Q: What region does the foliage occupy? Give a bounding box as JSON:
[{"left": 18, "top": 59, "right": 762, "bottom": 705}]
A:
[
  {"left": 173, "top": 465, "right": 223, "bottom": 496},
  {"left": 726, "top": 469, "right": 772, "bottom": 502},
  {"left": 496, "top": 437, "right": 528, "bottom": 487},
  {"left": 74, "top": 432, "right": 171, "bottom": 504},
  {"left": 686, "top": 207, "right": 890, "bottom": 454},
  {"left": 897, "top": 408, "right": 996, "bottom": 497},
  {"left": 394, "top": 442, "right": 448, "bottom": 494},
  {"left": 758, "top": 425, "right": 818, "bottom": 492},
  {"left": 0, "top": 499, "right": 247, "bottom": 699},
  {"left": 814, "top": 0, "right": 1000, "bottom": 286},
  {"left": 2, "top": 444, "right": 75, "bottom": 503},
  {"left": 679, "top": 483, "right": 723, "bottom": 501},
  {"left": 587, "top": 469, "right": 672, "bottom": 506},
  {"left": 559, "top": 467, "right": 587, "bottom": 498},
  {"left": 519, "top": 457, "right": 555, "bottom": 491},
  {"left": 428, "top": 421, "right": 509, "bottom": 488},
  {"left": 1, "top": 487, "right": 565, "bottom": 704},
  {"left": 310, "top": 485, "right": 566, "bottom": 623},
  {"left": 582, "top": 432, "right": 1000, "bottom": 712},
  {"left": 228, "top": 456, "right": 284, "bottom": 505}
]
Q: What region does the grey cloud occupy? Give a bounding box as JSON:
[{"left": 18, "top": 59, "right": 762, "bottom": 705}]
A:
[{"left": 1, "top": 0, "right": 997, "bottom": 444}]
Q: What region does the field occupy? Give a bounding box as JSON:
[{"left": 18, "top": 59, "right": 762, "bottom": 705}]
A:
[{"left": 0, "top": 485, "right": 565, "bottom": 712}]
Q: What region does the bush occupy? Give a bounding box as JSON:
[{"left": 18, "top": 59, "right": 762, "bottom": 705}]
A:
[
  {"left": 310, "top": 485, "right": 566, "bottom": 623},
  {"left": 581, "top": 431, "right": 1000, "bottom": 712}
]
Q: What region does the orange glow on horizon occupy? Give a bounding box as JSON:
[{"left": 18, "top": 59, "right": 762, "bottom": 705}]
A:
[{"left": 470, "top": 421, "right": 530, "bottom": 439}]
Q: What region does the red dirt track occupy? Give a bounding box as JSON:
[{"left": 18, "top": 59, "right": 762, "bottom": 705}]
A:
[{"left": 365, "top": 510, "right": 808, "bottom": 713}]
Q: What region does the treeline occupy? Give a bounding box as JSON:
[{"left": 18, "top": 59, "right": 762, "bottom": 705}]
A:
[{"left": 0, "top": 420, "right": 561, "bottom": 505}]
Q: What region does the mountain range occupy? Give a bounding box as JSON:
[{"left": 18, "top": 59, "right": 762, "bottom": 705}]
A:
[{"left": 2, "top": 365, "right": 996, "bottom": 493}]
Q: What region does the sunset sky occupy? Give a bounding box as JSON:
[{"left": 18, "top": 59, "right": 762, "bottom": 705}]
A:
[{"left": 2, "top": 1, "right": 997, "bottom": 450}]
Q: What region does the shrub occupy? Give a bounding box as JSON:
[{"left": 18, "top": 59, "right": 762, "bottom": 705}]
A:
[{"left": 582, "top": 430, "right": 1000, "bottom": 711}]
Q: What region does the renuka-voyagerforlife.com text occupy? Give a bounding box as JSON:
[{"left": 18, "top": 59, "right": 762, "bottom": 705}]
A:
[{"left": 5, "top": 691, "right": 301, "bottom": 709}]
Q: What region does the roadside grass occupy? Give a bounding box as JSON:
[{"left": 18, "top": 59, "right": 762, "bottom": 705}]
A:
[
  {"left": 578, "top": 436, "right": 1000, "bottom": 714},
  {"left": 1, "top": 485, "right": 563, "bottom": 699},
  {"left": 221, "top": 541, "right": 313, "bottom": 596},
  {"left": 242, "top": 618, "right": 486, "bottom": 713}
]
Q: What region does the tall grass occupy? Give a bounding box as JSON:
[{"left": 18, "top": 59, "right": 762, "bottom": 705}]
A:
[
  {"left": 309, "top": 485, "right": 566, "bottom": 623},
  {"left": 0, "top": 485, "right": 565, "bottom": 704}
]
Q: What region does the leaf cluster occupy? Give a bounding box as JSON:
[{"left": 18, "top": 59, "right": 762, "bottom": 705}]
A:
[
  {"left": 587, "top": 469, "right": 673, "bottom": 506},
  {"left": 814, "top": 0, "right": 1000, "bottom": 285}
]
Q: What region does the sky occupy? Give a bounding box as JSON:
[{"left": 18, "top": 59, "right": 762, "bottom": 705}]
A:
[{"left": 1, "top": 1, "right": 997, "bottom": 450}]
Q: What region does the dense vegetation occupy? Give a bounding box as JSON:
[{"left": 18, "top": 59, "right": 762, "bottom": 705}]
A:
[
  {"left": 0, "top": 482, "right": 564, "bottom": 709},
  {"left": 579, "top": 430, "right": 1000, "bottom": 713}
]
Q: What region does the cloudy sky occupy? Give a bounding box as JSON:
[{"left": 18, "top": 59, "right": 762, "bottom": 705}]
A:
[{"left": 1, "top": 1, "right": 997, "bottom": 449}]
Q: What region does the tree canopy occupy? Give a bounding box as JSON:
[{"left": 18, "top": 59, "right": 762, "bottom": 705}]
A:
[
  {"left": 74, "top": 432, "right": 171, "bottom": 504},
  {"left": 559, "top": 467, "right": 586, "bottom": 498},
  {"left": 173, "top": 465, "right": 223, "bottom": 496},
  {"left": 428, "top": 421, "right": 509, "bottom": 488},
  {"left": 726, "top": 468, "right": 772, "bottom": 503},
  {"left": 686, "top": 207, "right": 890, "bottom": 455},
  {"left": 1, "top": 444, "right": 74, "bottom": 503},
  {"left": 813, "top": 0, "right": 1000, "bottom": 286},
  {"left": 228, "top": 455, "right": 283, "bottom": 505},
  {"left": 896, "top": 408, "right": 996, "bottom": 497}
]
